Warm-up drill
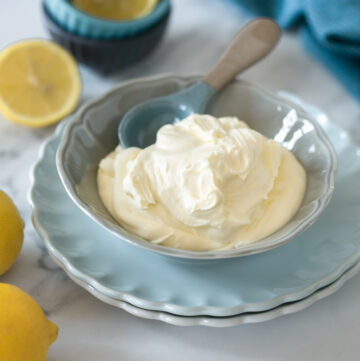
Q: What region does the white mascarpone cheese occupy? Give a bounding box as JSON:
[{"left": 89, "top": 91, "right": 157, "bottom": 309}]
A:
[{"left": 97, "top": 114, "right": 306, "bottom": 251}]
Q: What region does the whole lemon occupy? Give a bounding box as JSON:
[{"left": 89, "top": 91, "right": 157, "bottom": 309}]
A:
[
  {"left": 0, "top": 283, "right": 58, "bottom": 361},
  {"left": 0, "top": 190, "right": 24, "bottom": 275}
]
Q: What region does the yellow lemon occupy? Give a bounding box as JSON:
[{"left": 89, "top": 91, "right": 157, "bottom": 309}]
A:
[
  {"left": 0, "top": 190, "right": 24, "bottom": 275},
  {"left": 0, "top": 283, "right": 58, "bottom": 361},
  {"left": 73, "top": 0, "right": 159, "bottom": 20},
  {"left": 0, "top": 40, "right": 81, "bottom": 127}
]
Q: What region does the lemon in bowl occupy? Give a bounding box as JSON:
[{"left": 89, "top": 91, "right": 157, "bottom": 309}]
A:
[
  {"left": 73, "top": 0, "right": 159, "bottom": 21},
  {"left": 44, "top": 0, "right": 171, "bottom": 39},
  {"left": 42, "top": 3, "right": 170, "bottom": 74}
]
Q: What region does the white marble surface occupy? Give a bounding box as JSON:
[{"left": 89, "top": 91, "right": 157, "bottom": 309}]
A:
[{"left": 1, "top": 0, "right": 360, "bottom": 360}]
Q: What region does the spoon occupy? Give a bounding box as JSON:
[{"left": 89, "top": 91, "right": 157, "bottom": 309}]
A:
[{"left": 118, "top": 17, "right": 281, "bottom": 148}]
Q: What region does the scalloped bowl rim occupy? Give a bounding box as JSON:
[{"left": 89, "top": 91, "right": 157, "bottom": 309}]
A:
[
  {"left": 42, "top": 3, "right": 171, "bottom": 45},
  {"left": 56, "top": 74, "right": 337, "bottom": 260},
  {"left": 44, "top": 0, "right": 171, "bottom": 31}
]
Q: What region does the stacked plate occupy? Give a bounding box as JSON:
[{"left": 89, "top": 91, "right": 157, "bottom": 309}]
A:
[{"left": 29, "top": 76, "right": 360, "bottom": 326}]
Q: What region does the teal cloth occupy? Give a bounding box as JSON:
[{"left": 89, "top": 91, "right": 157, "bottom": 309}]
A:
[{"left": 233, "top": 0, "right": 360, "bottom": 102}]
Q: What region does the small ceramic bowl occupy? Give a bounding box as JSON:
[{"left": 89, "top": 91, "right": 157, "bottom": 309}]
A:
[
  {"left": 56, "top": 75, "right": 337, "bottom": 260},
  {"left": 44, "top": 0, "right": 171, "bottom": 39},
  {"left": 42, "top": 4, "right": 170, "bottom": 74}
]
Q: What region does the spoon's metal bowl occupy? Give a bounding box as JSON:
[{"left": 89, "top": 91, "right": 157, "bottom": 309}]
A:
[{"left": 56, "top": 74, "right": 337, "bottom": 260}]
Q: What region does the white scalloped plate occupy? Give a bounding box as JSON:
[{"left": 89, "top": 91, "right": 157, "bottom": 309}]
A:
[{"left": 29, "top": 90, "right": 360, "bottom": 317}]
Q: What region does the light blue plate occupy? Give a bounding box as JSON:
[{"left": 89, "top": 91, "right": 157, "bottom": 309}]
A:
[{"left": 29, "top": 93, "right": 360, "bottom": 317}]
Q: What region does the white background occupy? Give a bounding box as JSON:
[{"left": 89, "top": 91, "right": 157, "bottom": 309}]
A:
[{"left": 1, "top": 0, "right": 360, "bottom": 360}]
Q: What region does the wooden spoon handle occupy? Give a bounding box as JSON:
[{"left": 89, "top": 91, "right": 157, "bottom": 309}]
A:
[{"left": 203, "top": 18, "right": 281, "bottom": 91}]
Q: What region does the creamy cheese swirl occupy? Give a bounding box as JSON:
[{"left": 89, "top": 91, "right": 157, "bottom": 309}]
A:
[{"left": 98, "top": 114, "right": 306, "bottom": 251}]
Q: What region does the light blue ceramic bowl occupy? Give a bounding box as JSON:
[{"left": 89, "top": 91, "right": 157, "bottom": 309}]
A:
[
  {"left": 56, "top": 75, "right": 337, "bottom": 260},
  {"left": 44, "top": 0, "right": 171, "bottom": 39}
]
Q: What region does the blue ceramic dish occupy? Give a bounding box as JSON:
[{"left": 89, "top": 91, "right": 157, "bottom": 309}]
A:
[
  {"left": 56, "top": 75, "right": 337, "bottom": 260},
  {"left": 44, "top": 0, "right": 171, "bottom": 39},
  {"left": 42, "top": 4, "right": 170, "bottom": 74}
]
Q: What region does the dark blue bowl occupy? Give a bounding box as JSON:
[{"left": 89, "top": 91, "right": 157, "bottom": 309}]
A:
[{"left": 42, "top": 3, "right": 170, "bottom": 74}]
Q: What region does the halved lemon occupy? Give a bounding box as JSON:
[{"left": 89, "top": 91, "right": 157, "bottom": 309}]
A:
[
  {"left": 73, "top": 0, "right": 159, "bottom": 21},
  {"left": 0, "top": 40, "right": 81, "bottom": 127}
]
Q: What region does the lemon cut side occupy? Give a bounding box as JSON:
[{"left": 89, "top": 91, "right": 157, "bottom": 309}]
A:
[
  {"left": 73, "top": 0, "right": 159, "bottom": 20},
  {"left": 0, "top": 40, "right": 81, "bottom": 127}
]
